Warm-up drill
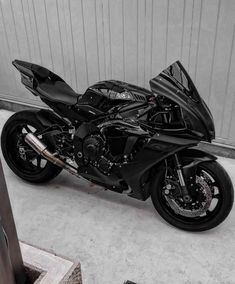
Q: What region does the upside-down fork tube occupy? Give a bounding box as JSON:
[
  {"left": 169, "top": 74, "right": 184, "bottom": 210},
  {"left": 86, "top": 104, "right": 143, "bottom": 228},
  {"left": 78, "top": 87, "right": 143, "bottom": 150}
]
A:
[{"left": 24, "top": 132, "right": 78, "bottom": 176}]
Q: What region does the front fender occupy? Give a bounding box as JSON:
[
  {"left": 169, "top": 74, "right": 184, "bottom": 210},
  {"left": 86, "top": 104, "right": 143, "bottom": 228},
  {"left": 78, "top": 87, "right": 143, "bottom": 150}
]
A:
[{"left": 180, "top": 148, "right": 217, "bottom": 183}]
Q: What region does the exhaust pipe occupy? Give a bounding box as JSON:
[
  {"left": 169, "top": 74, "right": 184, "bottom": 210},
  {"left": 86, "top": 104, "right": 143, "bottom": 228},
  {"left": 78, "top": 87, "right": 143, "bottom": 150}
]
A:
[{"left": 24, "top": 133, "right": 78, "bottom": 176}]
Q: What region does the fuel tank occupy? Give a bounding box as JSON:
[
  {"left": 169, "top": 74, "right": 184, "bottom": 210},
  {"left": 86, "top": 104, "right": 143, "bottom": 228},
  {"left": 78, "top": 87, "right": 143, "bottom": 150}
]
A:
[{"left": 77, "top": 80, "right": 153, "bottom": 113}]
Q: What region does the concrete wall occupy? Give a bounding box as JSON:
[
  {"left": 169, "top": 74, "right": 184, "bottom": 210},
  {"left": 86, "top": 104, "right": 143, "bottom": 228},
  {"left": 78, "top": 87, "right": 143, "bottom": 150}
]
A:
[{"left": 0, "top": 0, "right": 235, "bottom": 145}]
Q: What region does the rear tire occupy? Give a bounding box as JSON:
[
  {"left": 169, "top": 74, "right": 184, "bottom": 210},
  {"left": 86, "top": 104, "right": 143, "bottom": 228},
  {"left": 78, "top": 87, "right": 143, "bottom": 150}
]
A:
[
  {"left": 151, "top": 161, "right": 234, "bottom": 231},
  {"left": 1, "top": 111, "right": 62, "bottom": 183}
]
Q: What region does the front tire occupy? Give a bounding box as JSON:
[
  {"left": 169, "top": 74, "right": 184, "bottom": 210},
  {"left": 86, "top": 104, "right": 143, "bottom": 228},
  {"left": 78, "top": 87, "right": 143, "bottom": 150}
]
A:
[
  {"left": 151, "top": 161, "right": 234, "bottom": 231},
  {"left": 1, "top": 111, "right": 62, "bottom": 183}
]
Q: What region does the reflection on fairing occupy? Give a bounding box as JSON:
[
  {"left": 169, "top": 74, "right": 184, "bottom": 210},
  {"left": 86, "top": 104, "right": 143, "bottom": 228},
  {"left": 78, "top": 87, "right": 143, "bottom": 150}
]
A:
[{"left": 1, "top": 59, "right": 233, "bottom": 232}]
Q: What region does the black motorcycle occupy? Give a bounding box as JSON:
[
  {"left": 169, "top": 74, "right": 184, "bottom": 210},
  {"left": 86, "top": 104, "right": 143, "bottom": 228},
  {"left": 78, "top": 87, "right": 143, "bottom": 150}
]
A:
[{"left": 1, "top": 59, "right": 234, "bottom": 231}]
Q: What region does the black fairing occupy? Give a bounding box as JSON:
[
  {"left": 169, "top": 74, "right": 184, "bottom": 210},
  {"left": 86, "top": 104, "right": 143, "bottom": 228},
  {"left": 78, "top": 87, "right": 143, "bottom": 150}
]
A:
[
  {"left": 150, "top": 61, "right": 215, "bottom": 142},
  {"left": 120, "top": 133, "right": 200, "bottom": 200},
  {"left": 11, "top": 59, "right": 217, "bottom": 202}
]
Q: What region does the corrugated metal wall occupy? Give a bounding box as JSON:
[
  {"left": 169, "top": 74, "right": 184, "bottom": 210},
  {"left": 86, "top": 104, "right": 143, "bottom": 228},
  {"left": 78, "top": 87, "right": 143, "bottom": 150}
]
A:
[{"left": 0, "top": 0, "right": 235, "bottom": 145}]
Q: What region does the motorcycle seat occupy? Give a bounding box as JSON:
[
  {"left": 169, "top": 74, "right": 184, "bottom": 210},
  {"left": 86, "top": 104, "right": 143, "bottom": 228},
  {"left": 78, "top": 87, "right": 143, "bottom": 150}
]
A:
[
  {"left": 13, "top": 59, "right": 80, "bottom": 105},
  {"left": 37, "top": 79, "right": 79, "bottom": 105}
]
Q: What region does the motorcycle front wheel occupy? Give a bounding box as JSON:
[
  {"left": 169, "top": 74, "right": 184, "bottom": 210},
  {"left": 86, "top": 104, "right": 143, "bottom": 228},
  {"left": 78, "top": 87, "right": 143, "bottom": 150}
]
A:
[{"left": 151, "top": 161, "right": 234, "bottom": 231}]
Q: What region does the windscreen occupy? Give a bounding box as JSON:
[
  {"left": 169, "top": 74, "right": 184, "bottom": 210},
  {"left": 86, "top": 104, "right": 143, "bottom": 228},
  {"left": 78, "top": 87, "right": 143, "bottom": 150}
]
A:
[
  {"left": 149, "top": 61, "right": 215, "bottom": 141},
  {"left": 161, "top": 62, "right": 200, "bottom": 103}
]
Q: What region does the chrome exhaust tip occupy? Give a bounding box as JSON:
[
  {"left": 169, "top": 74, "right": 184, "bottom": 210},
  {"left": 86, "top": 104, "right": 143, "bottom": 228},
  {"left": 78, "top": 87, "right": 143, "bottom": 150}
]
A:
[{"left": 24, "top": 133, "right": 47, "bottom": 154}]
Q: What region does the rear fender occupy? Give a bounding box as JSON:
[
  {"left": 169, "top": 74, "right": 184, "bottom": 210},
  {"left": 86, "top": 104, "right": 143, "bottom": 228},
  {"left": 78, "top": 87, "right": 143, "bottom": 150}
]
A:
[
  {"left": 35, "top": 109, "right": 68, "bottom": 148},
  {"left": 12, "top": 109, "right": 66, "bottom": 128},
  {"left": 13, "top": 109, "right": 67, "bottom": 147},
  {"left": 34, "top": 109, "right": 67, "bottom": 128}
]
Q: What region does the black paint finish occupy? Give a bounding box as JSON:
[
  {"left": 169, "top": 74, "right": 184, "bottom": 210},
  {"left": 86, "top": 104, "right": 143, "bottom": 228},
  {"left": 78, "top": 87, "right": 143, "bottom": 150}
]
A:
[{"left": 11, "top": 59, "right": 217, "bottom": 201}]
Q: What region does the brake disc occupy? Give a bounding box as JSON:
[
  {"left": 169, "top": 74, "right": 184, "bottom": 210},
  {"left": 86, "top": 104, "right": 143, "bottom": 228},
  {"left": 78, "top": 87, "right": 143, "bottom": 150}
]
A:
[{"left": 165, "top": 175, "right": 213, "bottom": 218}]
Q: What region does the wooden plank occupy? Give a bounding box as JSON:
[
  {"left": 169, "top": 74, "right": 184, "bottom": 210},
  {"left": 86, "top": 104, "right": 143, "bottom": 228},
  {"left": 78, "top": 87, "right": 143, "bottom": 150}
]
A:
[
  {"left": 188, "top": 0, "right": 202, "bottom": 81},
  {"left": 151, "top": 0, "right": 169, "bottom": 80},
  {"left": 208, "top": 0, "right": 235, "bottom": 138},
  {"left": 222, "top": 25, "right": 235, "bottom": 140},
  {"left": 123, "top": 0, "right": 138, "bottom": 84},
  {"left": 194, "top": 0, "right": 220, "bottom": 102},
  {"left": 137, "top": 0, "right": 146, "bottom": 86},
  {"left": 10, "top": 0, "right": 30, "bottom": 61},
  {"left": 143, "top": 0, "right": 153, "bottom": 88},
  {"left": 32, "top": 0, "right": 53, "bottom": 70},
  {"left": 94, "top": 0, "right": 106, "bottom": 80},
  {"left": 44, "top": 0, "right": 65, "bottom": 78},
  {"left": 0, "top": 0, "right": 21, "bottom": 60},
  {"left": 100, "top": 0, "right": 112, "bottom": 79},
  {"left": 0, "top": 5, "right": 17, "bottom": 95},
  {"left": 69, "top": 0, "right": 89, "bottom": 92},
  {"left": 25, "top": 0, "right": 42, "bottom": 64},
  {"left": 0, "top": 0, "right": 234, "bottom": 146},
  {"left": 109, "top": 0, "right": 124, "bottom": 81},
  {"left": 21, "top": 0, "right": 36, "bottom": 62},
  {"left": 180, "top": 0, "right": 194, "bottom": 70},
  {"left": 57, "top": 0, "right": 77, "bottom": 89},
  {"left": 166, "top": 0, "right": 184, "bottom": 66},
  {"left": 82, "top": 0, "right": 100, "bottom": 84},
  {"left": 0, "top": 0, "right": 26, "bottom": 98}
]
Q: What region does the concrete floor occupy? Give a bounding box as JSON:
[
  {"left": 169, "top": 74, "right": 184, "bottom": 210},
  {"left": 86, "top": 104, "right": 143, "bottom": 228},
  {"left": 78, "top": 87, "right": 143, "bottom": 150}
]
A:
[{"left": 1, "top": 109, "right": 235, "bottom": 284}]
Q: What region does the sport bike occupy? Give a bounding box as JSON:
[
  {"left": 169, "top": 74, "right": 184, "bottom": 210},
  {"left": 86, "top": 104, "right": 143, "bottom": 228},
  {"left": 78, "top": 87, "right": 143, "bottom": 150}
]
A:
[{"left": 1, "top": 60, "right": 234, "bottom": 231}]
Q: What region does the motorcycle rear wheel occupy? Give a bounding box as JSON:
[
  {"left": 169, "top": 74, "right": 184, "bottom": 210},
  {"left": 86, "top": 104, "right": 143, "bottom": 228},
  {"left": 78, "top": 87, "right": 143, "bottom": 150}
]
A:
[
  {"left": 151, "top": 161, "right": 234, "bottom": 231},
  {"left": 1, "top": 111, "right": 62, "bottom": 183}
]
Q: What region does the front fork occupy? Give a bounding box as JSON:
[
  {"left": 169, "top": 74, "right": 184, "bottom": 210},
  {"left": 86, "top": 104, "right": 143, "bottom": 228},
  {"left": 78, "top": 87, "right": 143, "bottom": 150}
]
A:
[{"left": 174, "top": 153, "right": 192, "bottom": 203}]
